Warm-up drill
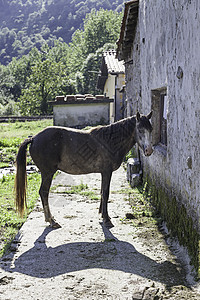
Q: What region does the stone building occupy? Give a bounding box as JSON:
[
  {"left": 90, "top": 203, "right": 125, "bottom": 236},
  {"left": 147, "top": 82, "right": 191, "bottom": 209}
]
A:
[
  {"left": 97, "top": 50, "right": 125, "bottom": 122},
  {"left": 117, "top": 0, "right": 200, "bottom": 274}
]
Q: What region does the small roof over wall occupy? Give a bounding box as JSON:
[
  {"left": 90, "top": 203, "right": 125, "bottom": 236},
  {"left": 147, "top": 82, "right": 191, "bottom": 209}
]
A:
[
  {"left": 97, "top": 50, "right": 125, "bottom": 90},
  {"left": 50, "top": 94, "right": 113, "bottom": 105},
  {"left": 104, "top": 50, "right": 125, "bottom": 74},
  {"left": 116, "top": 0, "right": 139, "bottom": 61}
]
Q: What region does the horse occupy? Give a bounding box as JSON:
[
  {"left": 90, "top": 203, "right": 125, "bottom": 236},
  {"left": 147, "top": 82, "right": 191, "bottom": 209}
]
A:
[{"left": 14, "top": 111, "right": 153, "bottom": 228}]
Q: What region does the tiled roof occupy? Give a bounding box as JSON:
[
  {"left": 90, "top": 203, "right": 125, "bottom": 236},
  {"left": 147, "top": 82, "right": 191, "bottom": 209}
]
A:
[
  {"left": 50, "top": 94, "right": 113, "bottom": 105},
  {"left": 97, "top": 50, "right": 125, "bottom": 90},
  {"left": 103, "top": 50, "right": 125, "bottom": 74}
]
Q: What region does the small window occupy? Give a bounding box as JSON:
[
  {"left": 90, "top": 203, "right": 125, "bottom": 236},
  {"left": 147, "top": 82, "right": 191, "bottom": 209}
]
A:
[{"left": 151, "top": 88, "right": 168, "bottom": 151}]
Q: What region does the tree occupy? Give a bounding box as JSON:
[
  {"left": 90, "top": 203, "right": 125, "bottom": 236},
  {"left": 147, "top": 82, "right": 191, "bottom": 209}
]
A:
[
  {"left": 68, "top": 9, "right": 123, "bottom": 94},
  {"left": 81, "top": 8, "right": 122, "bottom": 57},
  {"left": 19, "top": 45, "right": 69, "bottom": 115}
]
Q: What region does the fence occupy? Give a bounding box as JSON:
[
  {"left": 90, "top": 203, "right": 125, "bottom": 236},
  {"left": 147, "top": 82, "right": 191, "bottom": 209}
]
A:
[{"left": 0, "top": 116, "right": 53, "bottom": 123}]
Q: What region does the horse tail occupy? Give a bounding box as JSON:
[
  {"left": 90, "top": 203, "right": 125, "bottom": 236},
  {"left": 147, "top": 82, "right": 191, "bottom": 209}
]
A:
[{"left": 14, "top": 138, "right": 32, "bottom": 217}]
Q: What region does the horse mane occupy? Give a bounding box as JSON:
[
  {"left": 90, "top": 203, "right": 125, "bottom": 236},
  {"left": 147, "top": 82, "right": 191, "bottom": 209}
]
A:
[
  {"left": 90, "top": 116, "right": 136, "bottom": 134},
  {"left": 90, "top": 116, "right": 136, "bottom": 155}
]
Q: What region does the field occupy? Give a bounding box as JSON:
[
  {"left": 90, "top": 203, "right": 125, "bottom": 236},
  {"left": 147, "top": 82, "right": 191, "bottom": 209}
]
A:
[
  {"left": 0, "top": 119, "right": 53, "bottom": 256},
  {"left": 0, "top": 119, "right": 53, "bottom": 168}
]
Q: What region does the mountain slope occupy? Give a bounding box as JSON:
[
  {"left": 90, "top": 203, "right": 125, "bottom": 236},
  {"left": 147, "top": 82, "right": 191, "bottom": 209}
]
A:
[{"left": 0, "top": 0, "right": 124, "bottom": 65}]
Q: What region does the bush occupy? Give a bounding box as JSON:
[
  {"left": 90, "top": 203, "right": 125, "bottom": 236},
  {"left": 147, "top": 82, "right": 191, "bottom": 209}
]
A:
[{"left": 0, "top": 100, "right": 20, "bottom": 116}]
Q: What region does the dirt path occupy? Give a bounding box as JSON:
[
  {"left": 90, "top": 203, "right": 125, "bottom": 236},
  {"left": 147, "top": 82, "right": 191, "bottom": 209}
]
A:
[{"left": 0, "top": 167, "right": 200, "bottom": 299}]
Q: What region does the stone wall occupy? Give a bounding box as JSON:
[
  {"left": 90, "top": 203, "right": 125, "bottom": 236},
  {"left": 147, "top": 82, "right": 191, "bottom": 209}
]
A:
[{"left": 125, "top": 0, "right": 200, "bottom": 274}]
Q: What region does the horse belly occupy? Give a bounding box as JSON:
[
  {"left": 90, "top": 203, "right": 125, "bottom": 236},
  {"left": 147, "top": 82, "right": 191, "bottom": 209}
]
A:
[{"left": 58, "top": 149, "right": 105, "bottom": 174}]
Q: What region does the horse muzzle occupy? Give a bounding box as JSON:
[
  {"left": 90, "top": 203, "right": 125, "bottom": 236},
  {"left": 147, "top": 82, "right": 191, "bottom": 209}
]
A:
[{"left": 144, "top": 145, "right": 153, "bottom": 156}]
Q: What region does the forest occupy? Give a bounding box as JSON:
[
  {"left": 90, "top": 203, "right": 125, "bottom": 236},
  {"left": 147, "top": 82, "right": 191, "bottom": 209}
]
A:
[
  {"left": 0, "top": 0, "right": 124, "bottom": 65},
  {"left": 0, "top": 1, "right": 124, "bottom": 116}
]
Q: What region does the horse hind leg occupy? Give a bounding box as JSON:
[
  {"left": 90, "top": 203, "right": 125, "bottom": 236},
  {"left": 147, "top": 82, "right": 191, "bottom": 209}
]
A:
[
  {"left": 39, "top": 172, "right": 61, "bottom": 229},
  {"left": 100, "top": 171, "right": 114, "bottom": 228}
]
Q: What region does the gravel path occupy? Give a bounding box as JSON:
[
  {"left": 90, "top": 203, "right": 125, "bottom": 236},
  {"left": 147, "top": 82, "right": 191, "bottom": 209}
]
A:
[{"left": 0, "top": 166, "right": 200, "bottom": 299}]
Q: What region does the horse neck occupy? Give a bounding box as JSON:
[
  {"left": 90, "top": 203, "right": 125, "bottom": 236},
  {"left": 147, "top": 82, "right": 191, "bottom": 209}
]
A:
[
  {"left": 112, "top": 116, "right": 137, "bottom": 152},
  {"left": 92, "top": 116, "right": 136, "bottom": 158}
]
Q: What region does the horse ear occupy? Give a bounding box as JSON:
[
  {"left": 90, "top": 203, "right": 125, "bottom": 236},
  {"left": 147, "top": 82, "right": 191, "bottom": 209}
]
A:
[
  {"left": 136, "top": 111, "right": 140, "bottom": 121},
  {"left": 147, "top": 111, "right": 153, "bottom": 119}
]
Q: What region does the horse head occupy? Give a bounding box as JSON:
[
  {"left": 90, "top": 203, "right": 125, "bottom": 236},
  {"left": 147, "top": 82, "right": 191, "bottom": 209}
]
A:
[{"left": 135, "top": 111, "right": 153, "bottom": 157}]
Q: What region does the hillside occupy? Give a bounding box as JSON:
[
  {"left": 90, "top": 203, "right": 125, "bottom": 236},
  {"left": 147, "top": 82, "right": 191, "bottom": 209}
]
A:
[{"left": 0, "top": 0, "right": 124, "bottom": 65}]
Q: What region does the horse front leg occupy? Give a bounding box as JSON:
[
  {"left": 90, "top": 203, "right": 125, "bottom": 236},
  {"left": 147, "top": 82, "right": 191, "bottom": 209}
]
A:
[
  {"left": 100, "top": 171, "right": 113, "bottom": 228},
  {"left": 39, "top": 172, "right": 61, "bottom": 229}
]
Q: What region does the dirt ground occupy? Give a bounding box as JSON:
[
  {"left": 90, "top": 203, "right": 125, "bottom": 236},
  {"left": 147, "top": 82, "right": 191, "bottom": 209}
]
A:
[{"left": 0, "top": 166, "right": 200, "bottom": 299}]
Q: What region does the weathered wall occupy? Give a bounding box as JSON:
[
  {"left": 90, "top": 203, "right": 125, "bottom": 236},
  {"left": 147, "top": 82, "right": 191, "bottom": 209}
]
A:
[
  {"left": 126, "top": 21, "right": 141, "bottom": 117},
  {"left": 139, "top": 0, "right": 200, "bottom": 227},
  {"left": 53, "top": 103, "right": 111, "bottom": 127},
  {"left": 125, "top": 0, "right": 200, "bottom": 273}
]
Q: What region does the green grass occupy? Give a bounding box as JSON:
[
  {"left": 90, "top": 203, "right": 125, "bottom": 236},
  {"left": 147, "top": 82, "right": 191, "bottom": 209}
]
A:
[
  {"left": 0, "top": 119, "right": 53, "bottom": 167},
  {"left": 119, "top": 185, "right": 157, "bottom": 227},
  {"left": 0, "top": 119, "right": 52, "bottom": 255},
  {"left": 51, "top": 182, "right": 100, "bottom": 201},
  {"left": 0, "top": 173, "right": 41, "bottom": 256}
]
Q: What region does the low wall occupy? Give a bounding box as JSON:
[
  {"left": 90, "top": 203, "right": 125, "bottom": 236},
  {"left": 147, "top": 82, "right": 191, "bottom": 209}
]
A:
[{"left": 53, "top": 102, "right": 111, "bottom": 128}]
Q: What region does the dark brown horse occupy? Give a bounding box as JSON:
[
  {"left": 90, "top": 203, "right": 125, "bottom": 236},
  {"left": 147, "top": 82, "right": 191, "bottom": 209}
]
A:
[{"left": 15, "top": 112, "right": 153, "bottom": 228}]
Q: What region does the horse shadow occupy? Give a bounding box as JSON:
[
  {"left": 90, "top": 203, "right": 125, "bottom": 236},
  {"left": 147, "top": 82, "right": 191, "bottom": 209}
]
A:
[{"left": 1, "top": 224, "right": 186, "bottom": 288}]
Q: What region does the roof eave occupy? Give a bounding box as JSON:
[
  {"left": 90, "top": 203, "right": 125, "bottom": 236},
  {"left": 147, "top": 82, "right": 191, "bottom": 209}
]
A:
[{"left": 116, "top": 0, "right": 139, "bottom": 61}]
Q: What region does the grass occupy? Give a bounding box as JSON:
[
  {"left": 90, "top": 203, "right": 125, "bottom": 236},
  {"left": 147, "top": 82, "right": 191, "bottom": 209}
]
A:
[
  {"left": 0, "top": 119, "right": 53, "bottom": 167},
  {"left": 0, "top": 173, "right": 41, "bottom": 256},
  {"left": 0, "top": 119, "right": 52, "bottom": 256},
  {"left": 51, "top": 182, "right": 100, "bottom": 201},
  {"left": 119, "top": 185, "right": 157, "bottom": 227}
]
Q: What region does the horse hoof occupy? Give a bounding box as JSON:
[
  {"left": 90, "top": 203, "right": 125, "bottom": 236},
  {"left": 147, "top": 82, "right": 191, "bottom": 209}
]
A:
[
  {"left": 51, "top": 221, "right": 62, "bottom": 229},
  {"left": 104, "top": 220, "right": 114, "bottom": 228}
]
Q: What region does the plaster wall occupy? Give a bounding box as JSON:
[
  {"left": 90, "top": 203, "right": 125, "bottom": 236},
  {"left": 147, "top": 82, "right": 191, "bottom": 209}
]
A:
[
  {"left": 53, "top": 103, "right": 110, "bottom": 127},
  {"left": 104, "top": 74, "right": 115, "bottom": 98},
  {"left": 104, "top": 74, "right": 115, "bottom": 121},
  {"left": 137, "top": 0, "right": 200, "bottom": 229}
]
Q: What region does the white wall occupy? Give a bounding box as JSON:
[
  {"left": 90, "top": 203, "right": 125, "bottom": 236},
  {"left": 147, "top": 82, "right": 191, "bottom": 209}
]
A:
[
  {"left": 53, "top": 102, "right": 111, "bottom": 127},
  {"left": 138, "top": 0, "right": 200, "bottom": 227}
]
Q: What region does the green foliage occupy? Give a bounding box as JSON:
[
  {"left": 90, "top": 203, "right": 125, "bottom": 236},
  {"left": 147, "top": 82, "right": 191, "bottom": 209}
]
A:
[
  {"left": 0, "top": 6, "right": 123, "bottom": 116},
  {"left": 19, "top": 45, "right": 70, "bottom": 115},
  {"left": 0, "top": 0, "right": 124, "bottom": 65},
  {"left": 82, "top": 9, "right": 122, "bottom": 56}
]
